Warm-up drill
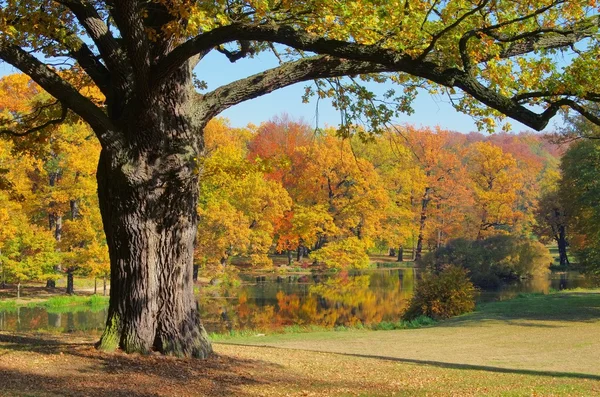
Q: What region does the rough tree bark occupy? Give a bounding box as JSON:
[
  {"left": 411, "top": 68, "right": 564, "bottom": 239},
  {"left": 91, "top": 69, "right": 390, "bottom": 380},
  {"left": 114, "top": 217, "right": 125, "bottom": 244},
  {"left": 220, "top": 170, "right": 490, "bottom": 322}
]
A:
[{"left": 95, "top": 62, "right": 211, "bottom": 358}]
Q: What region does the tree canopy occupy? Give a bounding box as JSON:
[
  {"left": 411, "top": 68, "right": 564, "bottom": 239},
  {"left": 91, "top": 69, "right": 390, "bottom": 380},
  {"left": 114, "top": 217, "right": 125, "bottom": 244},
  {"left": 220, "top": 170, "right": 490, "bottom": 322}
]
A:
[{"left": 0, "top": 0, "right": 599, "bottom": 141}]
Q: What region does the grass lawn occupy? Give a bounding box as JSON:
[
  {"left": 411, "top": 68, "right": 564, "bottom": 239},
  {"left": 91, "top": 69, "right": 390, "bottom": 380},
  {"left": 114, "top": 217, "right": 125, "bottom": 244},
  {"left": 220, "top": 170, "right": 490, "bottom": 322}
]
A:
[{"left": 1, "top": 290, "right": 599, "bottom": 396}]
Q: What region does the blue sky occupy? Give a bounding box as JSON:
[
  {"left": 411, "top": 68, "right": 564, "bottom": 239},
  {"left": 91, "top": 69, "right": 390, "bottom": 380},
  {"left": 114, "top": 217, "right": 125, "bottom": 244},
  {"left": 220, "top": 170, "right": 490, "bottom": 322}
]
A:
[
  {"left": 195, "top": 50, "right": 559, "bottom": 134},
  {"left": 0, "top": 50, "right": 561, "bottom": 134}
]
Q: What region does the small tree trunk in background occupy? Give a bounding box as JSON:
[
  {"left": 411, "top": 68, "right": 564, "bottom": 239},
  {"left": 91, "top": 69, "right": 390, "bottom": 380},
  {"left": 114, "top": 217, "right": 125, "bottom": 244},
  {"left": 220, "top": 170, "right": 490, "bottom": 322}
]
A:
[
  {"left": 70, "top": 199, "right": 80, "bottom": 220},
  {"left": 94, "top": 278, "right": 97, "bottom": 295},
  {"left": 415, "top": 187, "right": 431, "bottom": 261},
  {"left": 412, "top": 247, "right": 416, "bottom": 261},
  {"left": 297, "top": 244, "right": 304, "bottom": 262},
  {"left": 66, "top": 271, "right": 74, "bottom": 295},
  {"left": 398, "top": 247, "right": 404, "bottom": 262},
  {"left": 557, "top": 224, "right": 569, "bottom": 266},
  {"left": 103, "top": 276, "right": 107, "bottom": 296},
  {"left": 17, "top": 282, "right": 21, "bottom": 299},
  {"left": 287, "top": 250, "right": 293, "bottom": 266},
  {"left": 193, "top": 264, "right": 199, "bottom": 282},
  {"left": 46, "top": 279, "right": 56, "bottom": 288}
]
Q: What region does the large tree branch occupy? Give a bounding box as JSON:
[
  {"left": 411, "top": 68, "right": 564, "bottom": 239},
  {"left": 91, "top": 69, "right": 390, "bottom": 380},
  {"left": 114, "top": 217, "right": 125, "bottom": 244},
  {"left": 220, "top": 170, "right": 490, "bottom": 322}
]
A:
[
  {"left": 0, "top": 41, "right": 115, "bottom": 144},
  {"left": 201, "top": 56, "right": 388, "bottom": 120},
  {"left": 54, "top": 0, "right": 126, "bottom": 77},
  {"left": 106, "top": 0, "right": 151, "bottom": 96},
  {"left": 198, "top": 25, "right": 585, "bottom": 130},
  {"left": 64, "top": 37, "right": 111, "bottom": 95}
]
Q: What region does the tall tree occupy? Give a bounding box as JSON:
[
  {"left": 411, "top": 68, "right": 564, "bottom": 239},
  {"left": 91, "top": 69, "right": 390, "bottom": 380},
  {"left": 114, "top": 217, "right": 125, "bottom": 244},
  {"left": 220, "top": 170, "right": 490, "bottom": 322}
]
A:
[
  {"left": 398, "top": 126, "right": 464, "bottom": 259},
  {"left": 534, "top": 168, "right": 569, "bottom": 266},
  {"left": 560, "top": 138, "right": 600, "bottom": 275},
  {"left": 1, "top": 1, "right": 599, "bottom": 357},
  {"left": 466, "top": 141, "right": 524, "bottom": 239}
]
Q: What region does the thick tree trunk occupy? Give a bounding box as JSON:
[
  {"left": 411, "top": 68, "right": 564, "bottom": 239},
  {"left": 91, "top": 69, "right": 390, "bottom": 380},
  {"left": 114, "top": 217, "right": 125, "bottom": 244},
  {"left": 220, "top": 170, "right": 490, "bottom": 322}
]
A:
[
  {"left": 95, "top": 147, "right": 212, "bottom": 357},
  {"left": 95, "top": 69, "right": 212, "bottom": 357},
  {"left": 397, "top": 246, "right": 404, "bottom": 262}
]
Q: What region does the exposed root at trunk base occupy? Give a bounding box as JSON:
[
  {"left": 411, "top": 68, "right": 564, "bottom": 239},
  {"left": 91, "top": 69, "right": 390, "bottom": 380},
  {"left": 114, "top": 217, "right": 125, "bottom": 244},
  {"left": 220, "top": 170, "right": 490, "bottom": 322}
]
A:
[
  {"left": 96, "top": 314, "right": 213, "bottom": 358},
  {"left": 96, "top": 314, "right": 121, "bottom": 352},
  {"left": 154, "top": 325, "right": 213, "bottom": 359}
]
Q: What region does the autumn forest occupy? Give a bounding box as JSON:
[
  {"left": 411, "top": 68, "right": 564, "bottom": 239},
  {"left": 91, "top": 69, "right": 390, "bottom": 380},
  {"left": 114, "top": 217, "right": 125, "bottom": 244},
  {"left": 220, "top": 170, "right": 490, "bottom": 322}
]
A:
[{"left": 2, "top": 71, "right": 597, "bottom": 294}]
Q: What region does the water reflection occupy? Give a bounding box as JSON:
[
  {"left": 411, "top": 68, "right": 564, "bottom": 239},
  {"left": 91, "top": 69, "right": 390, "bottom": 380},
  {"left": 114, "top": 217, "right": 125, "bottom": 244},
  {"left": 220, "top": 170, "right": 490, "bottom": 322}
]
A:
[
  {"left": 0, "top": 269, "right": 597, "bottom": 334},
  {"left": 0, "top": 306, "right": 107, "bottom": 333},
  {"left": 200, "top": 269, "right": 416, "bottom": 333}
]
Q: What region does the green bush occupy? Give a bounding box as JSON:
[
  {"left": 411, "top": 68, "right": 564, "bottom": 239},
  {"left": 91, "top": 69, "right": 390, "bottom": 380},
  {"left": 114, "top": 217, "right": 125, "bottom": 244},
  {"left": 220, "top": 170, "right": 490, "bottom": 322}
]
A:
[
  {"left": 420, "top": 235, "right": 552, "bottom": 288},
  {"left": 404, "top": 265, "right": 477, "bottom": 320}
]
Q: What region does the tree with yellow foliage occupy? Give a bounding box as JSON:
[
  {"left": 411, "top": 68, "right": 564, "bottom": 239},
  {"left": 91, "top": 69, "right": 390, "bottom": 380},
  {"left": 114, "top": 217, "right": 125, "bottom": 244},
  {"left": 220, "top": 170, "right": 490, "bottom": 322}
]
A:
[
  {"left": 197, "top": 118, "right": 291, "bottom": 269},
  {"left": 466, "top": 141, "right": 525, "bottom": 239}
]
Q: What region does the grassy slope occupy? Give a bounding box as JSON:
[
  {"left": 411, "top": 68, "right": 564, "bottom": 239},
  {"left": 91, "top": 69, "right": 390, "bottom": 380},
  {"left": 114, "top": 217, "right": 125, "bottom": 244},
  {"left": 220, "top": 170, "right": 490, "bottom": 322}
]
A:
[{"left": 0, "top": 290, "right": 599, "bottom": 396}]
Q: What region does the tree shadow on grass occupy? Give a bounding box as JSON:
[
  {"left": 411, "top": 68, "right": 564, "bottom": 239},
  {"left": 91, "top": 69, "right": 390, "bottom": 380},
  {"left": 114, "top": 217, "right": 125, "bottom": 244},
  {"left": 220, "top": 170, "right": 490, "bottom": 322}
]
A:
[
  {"left": 225, "top": 343, "right": 600, "bottom": 382},
  {"left": 0, "top": 332, "right": 278, "bottom": 397},
  {"left": 335, "top": 352, "right": 600, "bottom": 381}
]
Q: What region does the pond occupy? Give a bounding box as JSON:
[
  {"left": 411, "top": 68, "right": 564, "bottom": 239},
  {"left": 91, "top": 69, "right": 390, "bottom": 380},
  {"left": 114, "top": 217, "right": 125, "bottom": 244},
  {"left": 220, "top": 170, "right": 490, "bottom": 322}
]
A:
[{"left": 0, "top": 269, "right": 597, "bottom": 334}]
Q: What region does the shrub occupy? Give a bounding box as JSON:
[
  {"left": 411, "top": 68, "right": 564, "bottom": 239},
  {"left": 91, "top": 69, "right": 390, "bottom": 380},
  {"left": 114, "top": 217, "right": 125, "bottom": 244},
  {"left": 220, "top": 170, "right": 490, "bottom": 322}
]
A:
[
  {"left": 420, "top": 235, "right": 552, "bottom": 288},
  {"left": 404, "top": 265, "right": 477, "bottom": 320}
]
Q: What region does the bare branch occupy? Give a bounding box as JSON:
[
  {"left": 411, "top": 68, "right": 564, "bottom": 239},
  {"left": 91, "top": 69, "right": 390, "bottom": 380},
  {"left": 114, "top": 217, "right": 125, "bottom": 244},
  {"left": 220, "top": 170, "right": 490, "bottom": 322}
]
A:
[
  {"left": 216, "top": 41, "right": 256, "bottom": 63},
  {"left": 0, "top": 103, "right": 68, "bottom": 137},
  {"left": 419, "top": 0, "right": 490, "bottom": 62}
]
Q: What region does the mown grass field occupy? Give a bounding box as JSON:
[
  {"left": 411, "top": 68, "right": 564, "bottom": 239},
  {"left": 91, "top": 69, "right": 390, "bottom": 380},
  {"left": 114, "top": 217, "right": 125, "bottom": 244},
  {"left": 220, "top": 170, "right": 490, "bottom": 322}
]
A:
[{"left": 0, "top": 290, "right": 599, "bottom": 396}]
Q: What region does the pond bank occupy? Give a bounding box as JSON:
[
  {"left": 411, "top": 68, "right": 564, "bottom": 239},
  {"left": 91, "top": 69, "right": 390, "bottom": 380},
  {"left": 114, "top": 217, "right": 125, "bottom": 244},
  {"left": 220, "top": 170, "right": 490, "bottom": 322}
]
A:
[
  {"left": 217, "top": 290, "right": 600, "bottom": 377},
  {"left": 1, "top": 290, "right": 599, "bottom": 396}
]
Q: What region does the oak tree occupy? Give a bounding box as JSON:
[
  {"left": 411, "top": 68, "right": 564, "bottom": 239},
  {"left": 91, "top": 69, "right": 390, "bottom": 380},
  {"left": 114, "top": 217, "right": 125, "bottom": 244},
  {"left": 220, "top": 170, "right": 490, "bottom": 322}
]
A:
[{"left": 1, "top": 0, "right": 599, "bottom": 357}]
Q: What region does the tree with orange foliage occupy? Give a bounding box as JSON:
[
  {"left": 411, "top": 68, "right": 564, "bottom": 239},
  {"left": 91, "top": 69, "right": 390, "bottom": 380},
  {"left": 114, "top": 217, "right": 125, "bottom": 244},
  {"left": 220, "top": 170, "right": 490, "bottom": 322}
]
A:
[{"left": 395, "top": 126, "right": 465, "bottom": 260}]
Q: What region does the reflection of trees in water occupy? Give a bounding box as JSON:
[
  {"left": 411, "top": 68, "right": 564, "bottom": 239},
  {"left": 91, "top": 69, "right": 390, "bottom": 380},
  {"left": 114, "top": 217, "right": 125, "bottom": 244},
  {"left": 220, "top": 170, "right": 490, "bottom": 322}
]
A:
[
  {"left": 200, "top": 269, "right": 417, "bottom": 333},
  {"left": 0, "top": 306, "right": 108, "bottom": 333}
]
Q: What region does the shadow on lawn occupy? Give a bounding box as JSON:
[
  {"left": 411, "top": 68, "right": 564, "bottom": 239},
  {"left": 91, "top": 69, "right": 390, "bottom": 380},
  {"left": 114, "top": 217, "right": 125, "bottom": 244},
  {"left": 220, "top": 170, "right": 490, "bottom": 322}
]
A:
[
  {"left": 224, "top": 342, "right": 600, "bottom": 382},
  {"left": 0, "top": 333, "right": 273, "bottom": 397},
  {"left": 338, "top": 352, "right": 600, "bottom": 381}
]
